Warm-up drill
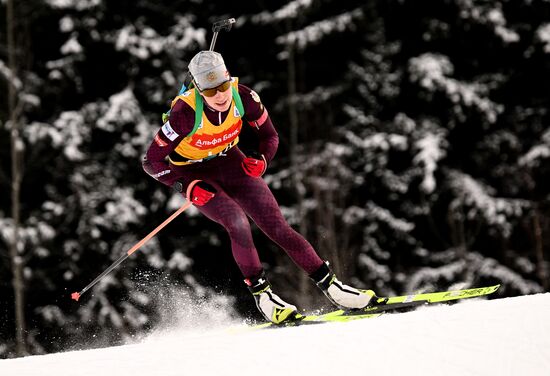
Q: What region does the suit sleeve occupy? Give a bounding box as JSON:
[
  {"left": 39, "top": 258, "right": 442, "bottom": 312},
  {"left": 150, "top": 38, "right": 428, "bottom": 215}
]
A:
[
  {"left": 238, "top": 84, "right": 279, "bottom": 163},
  {"left": 142, "top": 99, "right": 195, "bottom": 188}
]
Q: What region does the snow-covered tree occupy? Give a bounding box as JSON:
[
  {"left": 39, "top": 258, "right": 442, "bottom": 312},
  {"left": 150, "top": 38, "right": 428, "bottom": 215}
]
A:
[{"left": 1, "top": 0, "right": 549, "bottom": 357}]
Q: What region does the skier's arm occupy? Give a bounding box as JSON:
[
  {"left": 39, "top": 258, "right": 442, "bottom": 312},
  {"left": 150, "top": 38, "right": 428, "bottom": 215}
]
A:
[
  {"left": 142, "top": 100, "right": 195, "bottom": 188},
  {"left": 238, "top": 84, "right": 279, "bottom": 163}
]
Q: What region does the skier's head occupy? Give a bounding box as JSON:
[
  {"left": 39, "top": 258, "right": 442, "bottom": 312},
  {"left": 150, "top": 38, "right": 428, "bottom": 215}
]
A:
[
  {"left": 189, "top": 51, "right": 230, "bottom": 91},
  {"left": 189, "top": 51, "right": 232, "bottom": 111}
]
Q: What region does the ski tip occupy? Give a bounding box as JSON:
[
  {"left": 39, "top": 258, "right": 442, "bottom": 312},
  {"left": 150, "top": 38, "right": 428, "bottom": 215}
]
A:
[{"left": 71, "top": 292, "right": 81, "bottom": 301}]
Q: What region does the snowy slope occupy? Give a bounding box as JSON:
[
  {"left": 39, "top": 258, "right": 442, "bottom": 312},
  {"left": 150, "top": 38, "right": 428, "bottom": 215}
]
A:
[{"left": 2, "top": 293, "right": 550, "bottom": 376}]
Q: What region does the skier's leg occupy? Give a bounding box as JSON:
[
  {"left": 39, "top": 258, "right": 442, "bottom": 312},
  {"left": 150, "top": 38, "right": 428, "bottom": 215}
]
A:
[
  {"left": 196, "top": 189, "right": 298, "bottom": 323},
  {"left": 227, "top": 175, "right": 376, "bottom": 309},
  {"left": 194, "top": 189, "right": 263, "bottom": 278},
  {"left": 226, "top": 176, "right": 324, "bottom": 274}
]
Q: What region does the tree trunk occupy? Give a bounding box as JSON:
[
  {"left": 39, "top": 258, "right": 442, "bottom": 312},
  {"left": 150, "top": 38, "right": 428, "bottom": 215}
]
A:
[
  {"left": 7, "top": 0, "right": 28, "bottom": 357},
  {"left": 315, "top": 166, "right": 342, "bottom": 276},
  {"left": 285, "top": 19, "right": 313, "bottom": 306},
  {"left": 533, "top": 209, "right": 549, "bottom": 290},
  {"left": 448, "top": 204, "right": 468, "bottom": 280}
]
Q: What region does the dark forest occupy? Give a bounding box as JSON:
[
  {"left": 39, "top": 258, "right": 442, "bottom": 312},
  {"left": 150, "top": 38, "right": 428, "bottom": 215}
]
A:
[{"left": 1, "top": 0, "right": 549, "bottom": 358}]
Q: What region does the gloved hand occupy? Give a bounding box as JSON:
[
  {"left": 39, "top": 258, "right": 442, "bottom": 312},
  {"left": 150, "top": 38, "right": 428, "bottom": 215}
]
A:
[
  {"left": 190, "top": 181, "right": 216, "bottom": 206},
  {"left": 175, "top": 180, "right": 216, "bottom": 206},
  {"left": 242, "top": 151, "right": 267, "bottom": 178}
]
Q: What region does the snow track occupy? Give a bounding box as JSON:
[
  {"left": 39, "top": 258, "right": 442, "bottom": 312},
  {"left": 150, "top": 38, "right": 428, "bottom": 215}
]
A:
[{"left": 2, "top": 293, "right": 550, "bottom": 376}]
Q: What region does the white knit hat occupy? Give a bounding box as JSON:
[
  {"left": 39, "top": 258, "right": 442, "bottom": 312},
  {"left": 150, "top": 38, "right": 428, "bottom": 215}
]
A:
[{"left": 188, "top": 51, "right": 230, "bottom": 90}]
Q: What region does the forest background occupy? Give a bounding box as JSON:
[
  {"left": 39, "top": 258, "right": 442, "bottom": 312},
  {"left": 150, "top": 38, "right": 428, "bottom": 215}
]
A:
[{"left": 1, "top": 0, "right": 549, "bottom": 358}]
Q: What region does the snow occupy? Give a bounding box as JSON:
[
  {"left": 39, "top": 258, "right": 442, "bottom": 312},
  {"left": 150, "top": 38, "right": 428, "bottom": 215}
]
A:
[
  {"left": 408, "top": 53, "right": 503, "bottom": 123},
  {"left": 0, "top": 61, "right": 23, "bottom": 90},
  {"left": 413, "top": 131, "right": 446, "bottom": 194},
  {"left": 457, "top": 0, "right": 519, "bottom": 43},
  {"left": 520, "top": 127, "right": 550, "bottom": 168},
  {"left": 44, "top": 0, "right": 101, "bottom": 11},
  {"left": 448, "top": 170, "right": 529, "bottom": 237},
  {"left": 110, "top": 16, "right": 205, "bottom": 61},
  {"left": 276, "top": 8, "right": 364, "bottom": 50},
  {"left": 60, "top": 35, "right": 83, "bottom": 55},
  {"left": 53, "top": 111, "right": 87, "bottom": 161},
  {"left": 114, "top": 25, "right": 163, "bottom": 60},
  {"left": 96, "top": 88, "right": 141, "bottom": 131},
  {"left": 487, "top": 8, "right": 520, "bottom": 43},
  {"left": 537, "top": 23, "right": 550, "bottom": 52},
  {"left": 59, "top": 16, "right": 75, "bottom": 33},
  {"left": 252, "top": 0, "right": 314, "bottom": 23},
  {"left": 3, "top": 293, "right": 549, "bottom": 375}
]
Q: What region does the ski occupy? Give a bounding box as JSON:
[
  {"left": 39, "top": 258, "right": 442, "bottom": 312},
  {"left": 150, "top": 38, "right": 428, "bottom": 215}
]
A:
[
  {"left": 252, "top": 284, "right": 500, "bottom": 329},
  {"left": 378, "top": 284, "right": 500, "bottom": 305},
  {"left": 254, "top": 300, "right": 427, "bottom": 329}
]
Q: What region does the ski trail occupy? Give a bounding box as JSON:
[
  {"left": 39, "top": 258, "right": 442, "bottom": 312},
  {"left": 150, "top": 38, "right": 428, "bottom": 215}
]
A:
[{"left": 1, "top": 293, "right": 549, "bottom": 376}]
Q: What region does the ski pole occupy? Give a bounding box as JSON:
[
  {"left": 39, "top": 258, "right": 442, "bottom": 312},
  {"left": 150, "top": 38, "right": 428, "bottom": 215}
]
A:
[{"left": 71, "top": 181, "right": 199, "bottom": 301}]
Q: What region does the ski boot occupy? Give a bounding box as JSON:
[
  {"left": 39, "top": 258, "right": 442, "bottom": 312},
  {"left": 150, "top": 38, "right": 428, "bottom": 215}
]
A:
[
  {"left": 310, "top": 261, "right": 377, "bottom": 309},
  {"left": 245, "top": 273, "right": 299, "bottom": 324}
]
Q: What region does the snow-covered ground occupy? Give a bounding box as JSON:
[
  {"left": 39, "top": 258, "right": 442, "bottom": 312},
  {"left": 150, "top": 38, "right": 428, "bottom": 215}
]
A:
[{"left": 2, "top": 293, "right": 550, "bottom": 376}]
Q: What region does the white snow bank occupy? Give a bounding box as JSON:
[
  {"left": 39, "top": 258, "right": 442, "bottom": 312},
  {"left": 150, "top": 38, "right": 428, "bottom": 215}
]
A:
[{"left": 2, "top": 293, "right": 549, "bottom": 376}]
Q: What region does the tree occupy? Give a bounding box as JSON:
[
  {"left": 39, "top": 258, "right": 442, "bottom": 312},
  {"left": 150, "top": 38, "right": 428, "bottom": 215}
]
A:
[
  {"left": 6, "top": 0, "right": 28, "bottom": 357},
  {"left": 1, "top": 0, "right": 549, "bottom": 357},
  {"left": 0, "top": 0, "right": 227, "bottom": 356}
]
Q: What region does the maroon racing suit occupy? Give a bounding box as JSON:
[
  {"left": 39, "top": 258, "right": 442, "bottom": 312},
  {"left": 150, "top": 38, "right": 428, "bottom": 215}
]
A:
[{"left": 143, "top": 84, "right": 324, "bottom": 279}]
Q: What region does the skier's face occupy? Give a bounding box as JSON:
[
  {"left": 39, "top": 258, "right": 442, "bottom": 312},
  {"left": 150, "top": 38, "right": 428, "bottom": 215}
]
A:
[{"left": 201, "top": 83, "right": 232, "bottom": 112}]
